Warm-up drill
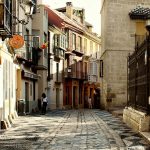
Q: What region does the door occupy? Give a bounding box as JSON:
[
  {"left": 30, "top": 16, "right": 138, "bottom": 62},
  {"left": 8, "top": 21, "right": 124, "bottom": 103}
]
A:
[
  {"left": 66, "top": 86, "right": 69, "bottom": 105},
  {"left": 25, "top": 82, "right": 29, "bottom": 112},
  {"left": 84, "top": 87, "right": 88, "bottom": 108},
  {"left": 73, "top": 86, "right": 76, "bottom": 108},
  {"left": 56, "top": 88, "right": 60, "bottom": 108}
]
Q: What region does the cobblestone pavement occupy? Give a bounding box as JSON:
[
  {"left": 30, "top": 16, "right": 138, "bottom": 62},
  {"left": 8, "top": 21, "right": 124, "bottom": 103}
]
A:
[{"left": 0, "top": 109, "right": 150, "bottom": 150}]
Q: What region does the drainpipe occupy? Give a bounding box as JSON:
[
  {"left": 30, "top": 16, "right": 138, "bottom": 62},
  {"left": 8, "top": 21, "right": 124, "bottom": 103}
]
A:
[
  {"left": 47, "top": 32, "right": 50, "bottom": 81},
  {"left": 146, "top": 18, "right": 150, "bottom": 113},
  {"left": 0, "top": 37, "right": 3, "bottom": 129}
]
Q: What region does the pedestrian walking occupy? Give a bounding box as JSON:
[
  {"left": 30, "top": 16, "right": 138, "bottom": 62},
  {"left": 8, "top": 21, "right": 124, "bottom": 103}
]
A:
[
  {"left": 41, "top": 93, "right": 48, "bottom": 114},
  {"left": 88, "top": 96, "right": 92, "bottom": 109}
]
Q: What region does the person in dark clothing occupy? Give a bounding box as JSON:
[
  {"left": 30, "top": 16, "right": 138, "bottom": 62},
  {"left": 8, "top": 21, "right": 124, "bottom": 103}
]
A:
[{"left": 41, "top": 93, "right": 48, "bottom": 114}]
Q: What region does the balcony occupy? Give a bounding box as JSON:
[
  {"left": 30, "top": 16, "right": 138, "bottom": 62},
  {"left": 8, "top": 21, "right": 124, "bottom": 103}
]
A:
[
  {"left": 64, "top": 68, "right": 88, "bottom": 80},
  {"left": 16, "top": 35, "right": 47, "bottom": 70},
  {"left": 81, "top": 72, "right": 88, "bottom": 80},
  {"left": 88, "top": 75, "right": 97, "bottom": 83},
  {"left": 53, "top": 47, "right": 64, "bottom": 61},
  {"left": 72, "top": 49, "right": 84, "bottom": 57}
]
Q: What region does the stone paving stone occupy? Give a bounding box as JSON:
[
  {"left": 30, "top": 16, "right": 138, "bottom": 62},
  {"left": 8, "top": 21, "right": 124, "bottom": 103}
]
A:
[{"left": 0, "top": 109, "right": 150, "bottom": 150}]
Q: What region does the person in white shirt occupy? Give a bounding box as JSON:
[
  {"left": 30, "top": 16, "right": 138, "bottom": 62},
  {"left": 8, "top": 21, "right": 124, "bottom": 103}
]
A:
[{"left": 41, "top": 93, "right": 48, "bottom": 114}]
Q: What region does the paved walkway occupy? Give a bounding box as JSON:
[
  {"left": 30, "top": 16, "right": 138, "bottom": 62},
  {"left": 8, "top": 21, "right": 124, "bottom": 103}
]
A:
[{"left": 0, "top": 109, "right": 149, "bottom": 150}]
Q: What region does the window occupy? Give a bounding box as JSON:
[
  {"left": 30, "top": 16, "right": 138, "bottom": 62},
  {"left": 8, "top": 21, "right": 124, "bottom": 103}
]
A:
[
  {"left": 93, "top": 63, "right": 97, "bottom": 75},
  {"left": 65, "top": 29, "right": 69, "bottom": 48},
  {"left": 100, "top": 60, "right": 103, "bottom": 77},
  {"left": 0, "top": 4, "right": 4, "bottom": 29},
  {"left": 24, "top": 29, "right": 31, "bottom": 60},
  {"left": 90, "top": 41, "right": 93, "bottom": 54},
  {"left": 32, "top": 36, "right": 40, "bottom": 48},
  {"left": 0, "top": 1, "right": 12, "bottom": 33},
  {"left": 56, "top": 63, "right": 59, "bottom": 81},
  {"left": 54, "top": 34, "right": 59, "bottom": 47},
  {"left": 84, "top": 38, "right": 87, "bottom": 53},
  {"left": 73, "top": 60, "right": 77, "bottom": 74},
  {"left": 78, "top": 36, "right": 82, "bottom": 51},
  {"left": 4, "top": 0, "right": 12, "bottom": 32},
  {"left": 30, "top": 84, "right": 32, "bottom": 96},
  {"left": 72, "top": 33, "right": 76, "bottom": 50},
  {"left": 54, "top": 34, "right": 66, "bottom": 50},
  {"left": 50, "top": 59, "right": 53, "bottom": 74}
]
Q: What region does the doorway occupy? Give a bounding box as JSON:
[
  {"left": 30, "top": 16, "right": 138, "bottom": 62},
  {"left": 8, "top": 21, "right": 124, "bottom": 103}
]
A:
[
  {"left": 73, "top": 86, "right": 77, "bottom": 108},
  {"left": 84, "top": 87, "right": 88, "bottom": 108},
  {"left": 56, "top": 88, "right": 60, "bottom": 108},
  {"left": 25, "top": 82, "right": 29, "bottom": 113}
]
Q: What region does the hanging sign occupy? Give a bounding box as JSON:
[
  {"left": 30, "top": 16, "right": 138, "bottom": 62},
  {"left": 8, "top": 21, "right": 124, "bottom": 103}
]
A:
[{"left": 9, "top": 35, "right": 24, "bottom": 49}]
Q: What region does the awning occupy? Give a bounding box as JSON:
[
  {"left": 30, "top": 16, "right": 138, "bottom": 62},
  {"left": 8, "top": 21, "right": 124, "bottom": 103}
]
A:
[{"left": 129, "top": 5, "right": 150, "bottom": 20}]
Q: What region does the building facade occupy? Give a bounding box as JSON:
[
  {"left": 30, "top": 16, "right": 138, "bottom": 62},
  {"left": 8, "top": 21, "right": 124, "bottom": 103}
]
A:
[
  {"left": 101, "top": 0, "right": 150, "bottom": 131},
  {"left": 124, "top": 5, "right": 150, "bottom": 132},
  {"left": 0, "top": 0, "right": 38, "bottom": 129},
  {"left": 56, "top": 2, "right": 101, "bottom": 109},
  {"left": 46, "top": 6, "right": 65, "bottom": 109},
  {"left": 100, "top": 0, "right": 150, "bottom": 109},
  {"left": 32, "top": 4, "right": 49, "bottom": 110}
]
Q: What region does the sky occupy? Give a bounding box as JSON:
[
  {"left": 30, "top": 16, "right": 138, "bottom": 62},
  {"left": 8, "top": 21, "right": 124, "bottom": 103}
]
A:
[{"left": 42, "top": 0, "right": 101, "bottom": 35}]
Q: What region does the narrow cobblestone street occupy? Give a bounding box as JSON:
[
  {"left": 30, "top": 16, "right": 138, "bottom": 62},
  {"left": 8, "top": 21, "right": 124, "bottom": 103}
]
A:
[{"left": 0, "top": 109, "right": 149, "bottom": 150}]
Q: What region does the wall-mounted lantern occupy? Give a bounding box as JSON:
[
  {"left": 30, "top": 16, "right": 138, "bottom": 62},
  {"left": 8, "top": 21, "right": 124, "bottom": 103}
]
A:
[
  {"left": 67, "top": 67, "right": 72, "bottom": 73},
  {"left": 0, "top": 0, "right": 36, "bottom": 37},
  {"left": 13, "top": 0, "right": 36, "bottom": 25},
  {"left": 146, "top": 17, "right": 150, "bottom": 33}
]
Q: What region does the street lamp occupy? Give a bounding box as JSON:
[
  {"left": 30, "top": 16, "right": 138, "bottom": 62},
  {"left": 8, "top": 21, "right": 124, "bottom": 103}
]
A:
[
  {"left": 13, "top": 0, "right": 35, "bottom": 25},
  {"left": 68, "top": 67, "right": 72, "bottom": 73},
  {"left": 146, "top": 14, "right": 150, "bottom": 32},
  {"left": 0, "top": 0, "right": 36, "bottom": 37}
]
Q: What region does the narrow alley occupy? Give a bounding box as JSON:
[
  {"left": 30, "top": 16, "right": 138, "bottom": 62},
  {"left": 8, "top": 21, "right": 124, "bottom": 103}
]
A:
[{"left": 0, "top": 109, "right": 149, "bottom": 150}]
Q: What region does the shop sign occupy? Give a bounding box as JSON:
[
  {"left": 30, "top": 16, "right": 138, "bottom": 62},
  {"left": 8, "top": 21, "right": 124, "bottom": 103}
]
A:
[{"left": 9, "top": 35, "right": 24, "bottom": 49}]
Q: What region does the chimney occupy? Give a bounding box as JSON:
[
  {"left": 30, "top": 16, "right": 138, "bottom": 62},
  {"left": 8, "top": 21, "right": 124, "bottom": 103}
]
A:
[
  {"left": 66, "top": 2, "right": 73, "bottom": 19},
  {"left": 66, "top": 2, "right": 73, "bottom": 6},
  {"left": 81, "top": 9, "right": 85, "bottom": 25},
  {"left": 89, "top": 27, "right": 92, "bottom": 32}
]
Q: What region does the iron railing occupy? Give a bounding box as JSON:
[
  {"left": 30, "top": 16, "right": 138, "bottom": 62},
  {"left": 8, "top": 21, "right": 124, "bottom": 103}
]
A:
[{"left": 128, "top": 34, "right": 150, "bottom": 113}]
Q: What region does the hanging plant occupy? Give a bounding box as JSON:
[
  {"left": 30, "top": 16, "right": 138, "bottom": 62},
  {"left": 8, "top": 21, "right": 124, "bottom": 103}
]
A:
[{"left": 40, "top": 42, "right": 48, "bottom": 49}]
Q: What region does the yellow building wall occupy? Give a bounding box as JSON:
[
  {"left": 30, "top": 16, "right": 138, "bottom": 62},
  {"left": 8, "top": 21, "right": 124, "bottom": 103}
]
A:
[{"left": 136, "top": 21, "right": 147, "bottom": 35}]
